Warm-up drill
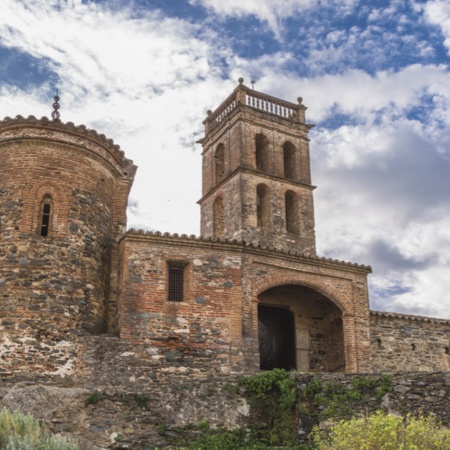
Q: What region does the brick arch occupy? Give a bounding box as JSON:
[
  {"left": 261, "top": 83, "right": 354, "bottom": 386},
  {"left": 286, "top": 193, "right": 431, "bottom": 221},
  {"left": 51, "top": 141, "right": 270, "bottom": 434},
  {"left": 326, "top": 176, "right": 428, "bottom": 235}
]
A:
[{"left": 253, "top": 273, "right": 354, "bottom": 315}]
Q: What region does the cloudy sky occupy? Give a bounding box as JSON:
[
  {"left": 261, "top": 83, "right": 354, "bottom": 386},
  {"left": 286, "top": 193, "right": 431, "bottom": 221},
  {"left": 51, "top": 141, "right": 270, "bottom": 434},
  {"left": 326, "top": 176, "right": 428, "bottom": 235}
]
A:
[{"left": 1, "top": 0, "right": 450, "bottom": 319}]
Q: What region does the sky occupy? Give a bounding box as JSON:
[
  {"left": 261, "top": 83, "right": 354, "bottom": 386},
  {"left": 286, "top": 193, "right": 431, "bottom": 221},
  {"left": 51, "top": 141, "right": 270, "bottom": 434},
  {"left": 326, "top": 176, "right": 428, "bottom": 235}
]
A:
[{"left": 1, "top": 0, "right": 450, "bottom": 319}]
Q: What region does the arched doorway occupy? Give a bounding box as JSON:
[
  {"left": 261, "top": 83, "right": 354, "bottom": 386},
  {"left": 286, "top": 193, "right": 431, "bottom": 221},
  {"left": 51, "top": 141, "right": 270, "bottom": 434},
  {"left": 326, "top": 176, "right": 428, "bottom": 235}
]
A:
[{"left": 258, "top": 284, "right": 345, "bottom": 372}]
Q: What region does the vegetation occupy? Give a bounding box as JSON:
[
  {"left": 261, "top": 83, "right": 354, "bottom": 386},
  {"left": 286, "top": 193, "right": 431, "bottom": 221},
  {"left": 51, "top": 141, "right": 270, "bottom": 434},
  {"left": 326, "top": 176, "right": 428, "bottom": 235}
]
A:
[
  {"left": 84, "top": 392, "right": 103, "bottom": 406},
  {"left": 299, "top": 375, "right": 393, "bottom": 420},
  {"left": 171, "top": 425, "right": 315, "bottom": 449},
  {"left": 0, "top": 408, "right": 78, "bottom": 450},
  {"left": 239, "top": 368, "right": 300, "bottom": 447},
  {"left": 313, "top": 411, "right": 450, "bottom": 450}
]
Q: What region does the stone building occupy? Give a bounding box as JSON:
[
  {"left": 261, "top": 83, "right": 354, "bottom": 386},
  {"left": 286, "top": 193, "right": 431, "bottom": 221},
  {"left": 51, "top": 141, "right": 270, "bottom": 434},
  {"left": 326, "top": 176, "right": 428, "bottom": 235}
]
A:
[{"left": 0, "top": 79, "right": 449, "bottom": 378}]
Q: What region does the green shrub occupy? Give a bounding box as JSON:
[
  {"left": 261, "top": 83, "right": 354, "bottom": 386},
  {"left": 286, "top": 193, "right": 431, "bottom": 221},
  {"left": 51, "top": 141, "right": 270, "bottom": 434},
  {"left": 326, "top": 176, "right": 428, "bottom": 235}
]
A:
[
  {"left": 84, "top": 392, "right": 103, "bottom": 406},
  {"left": 239, "top": 369, "right": 299, "bottom": 447},
  {"left": 0, "top": 408, "right": 78, "bottom": 450},
  {"left": 313, "top": 411, "right": 450, "bottom": 450}
]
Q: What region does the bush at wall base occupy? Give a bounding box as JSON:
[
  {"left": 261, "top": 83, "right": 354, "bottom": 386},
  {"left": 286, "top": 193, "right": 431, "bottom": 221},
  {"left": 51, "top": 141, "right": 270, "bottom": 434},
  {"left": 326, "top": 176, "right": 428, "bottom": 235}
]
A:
[
  {"left": 0, "top": 408, "right": 78, "bottom": 450},
  {"left": 313, "top": 411, "right": 450, "bottom": 450}
]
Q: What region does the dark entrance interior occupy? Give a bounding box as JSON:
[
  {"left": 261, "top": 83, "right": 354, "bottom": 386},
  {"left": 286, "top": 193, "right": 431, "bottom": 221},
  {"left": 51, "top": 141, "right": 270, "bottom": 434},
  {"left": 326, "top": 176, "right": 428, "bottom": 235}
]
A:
[{"left": 258, "top": 305, "right": 296, "bottom": 370}]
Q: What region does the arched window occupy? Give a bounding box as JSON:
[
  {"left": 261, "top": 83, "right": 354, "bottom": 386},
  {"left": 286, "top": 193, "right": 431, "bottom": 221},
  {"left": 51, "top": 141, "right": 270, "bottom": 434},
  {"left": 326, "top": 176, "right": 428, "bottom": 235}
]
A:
[
  {"left": 40, "top": 194, "right": 53, "bottom": 237},
  {"left": 257, "top": 184, "right": 271, "bottom": 228},
  {"left": 255, "top": 134, "right": 269, "bottom": 173},
  {"left": 285, "top": 190, "right": 300, "bottom": 234},
  {"left": 283, "top": 142, "right": 296, "bottom": 180},
  {"left": 215, "top": 144, "right": 225, "bottom": 184},
  {"left": 213, "top": 196, "right": 224, "bottom": 237}
]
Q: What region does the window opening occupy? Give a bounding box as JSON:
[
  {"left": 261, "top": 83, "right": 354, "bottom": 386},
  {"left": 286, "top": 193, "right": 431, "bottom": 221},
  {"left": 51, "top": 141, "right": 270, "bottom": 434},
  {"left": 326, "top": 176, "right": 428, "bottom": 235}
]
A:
[
  {"left": 283, "top": 142, "right": 296, "bottom": 180},
  {"left": 40, "top": 195, "right": 52, "bottom": 237},
  {"left": 256, "top": 184, "right": 270, "bottom": 228},
  {"left": 285, "top": 190, "right": 300, "bottom": 234},
  {"left": 255, "top": 134, "right": 269, "bottom": 172},
  {"left": 215, "top": 144, "right": 225, "bottom": 183},
  {"left": 213, "top": 196, "right": 224, "bottom": 237},
  {"left": 168, "top": 263, "right": 185, "bottom": 301}
]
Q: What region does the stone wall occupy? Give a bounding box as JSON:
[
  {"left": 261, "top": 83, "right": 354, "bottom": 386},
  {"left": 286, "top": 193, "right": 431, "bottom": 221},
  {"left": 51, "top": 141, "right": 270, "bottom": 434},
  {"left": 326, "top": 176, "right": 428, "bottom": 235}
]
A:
[
  {"left": 370, "top": 311, "right": 450, "bottom": 372},
  {"left": 1, "top": 368, "right": 449, "bottom": 449}
]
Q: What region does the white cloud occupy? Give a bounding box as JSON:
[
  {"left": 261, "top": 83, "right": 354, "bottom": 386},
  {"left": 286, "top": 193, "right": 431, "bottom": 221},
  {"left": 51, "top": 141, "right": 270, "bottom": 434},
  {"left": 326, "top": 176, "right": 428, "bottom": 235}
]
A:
[
  {"left": 420, "top": 0, "right": 450, "bottom": 52},
  {"left": 189, "top": 0, "right": 358, "bottom": 38}
]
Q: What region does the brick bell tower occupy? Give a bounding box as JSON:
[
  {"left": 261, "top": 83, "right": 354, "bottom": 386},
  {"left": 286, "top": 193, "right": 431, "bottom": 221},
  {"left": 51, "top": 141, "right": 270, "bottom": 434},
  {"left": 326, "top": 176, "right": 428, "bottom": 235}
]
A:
[{"left": 198, "top": 78, "right": 316, "bottom": 255}]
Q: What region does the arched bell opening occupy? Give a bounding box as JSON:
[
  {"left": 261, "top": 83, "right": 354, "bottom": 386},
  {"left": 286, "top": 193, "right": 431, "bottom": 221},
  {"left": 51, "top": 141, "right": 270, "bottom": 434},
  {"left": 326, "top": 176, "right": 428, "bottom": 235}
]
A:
[{"left": 258, "top": 284, "right": 345, "bottom": 372}]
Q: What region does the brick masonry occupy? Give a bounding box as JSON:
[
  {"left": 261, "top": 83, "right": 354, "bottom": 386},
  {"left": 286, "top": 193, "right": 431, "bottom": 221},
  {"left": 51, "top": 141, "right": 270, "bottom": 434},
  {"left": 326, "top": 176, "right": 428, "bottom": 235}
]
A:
[{"left": 0, "top": 84, "right": 449, "bottom": 384}]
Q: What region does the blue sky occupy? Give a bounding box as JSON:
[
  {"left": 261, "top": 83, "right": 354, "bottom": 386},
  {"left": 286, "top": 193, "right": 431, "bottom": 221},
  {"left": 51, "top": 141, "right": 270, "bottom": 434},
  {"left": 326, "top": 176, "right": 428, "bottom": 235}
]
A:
[{"left": 1, "top": 0, "right": 450, "bottom": 319}]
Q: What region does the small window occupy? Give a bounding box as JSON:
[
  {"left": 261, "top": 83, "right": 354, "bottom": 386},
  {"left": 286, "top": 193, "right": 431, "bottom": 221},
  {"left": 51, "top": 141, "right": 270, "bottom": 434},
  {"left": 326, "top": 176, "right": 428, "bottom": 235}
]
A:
[
  {"left": 40, "top": 194, "right": 52, "bottom": 237},
  {"left": 167, "top": 262, "right": 187, "bottom": 302}
]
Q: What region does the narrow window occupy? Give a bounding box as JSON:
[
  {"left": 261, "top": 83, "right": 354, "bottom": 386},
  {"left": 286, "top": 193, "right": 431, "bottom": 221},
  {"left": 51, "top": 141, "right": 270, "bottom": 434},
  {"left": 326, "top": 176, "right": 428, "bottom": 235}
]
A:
[
  {"left": 168, "top": 262, "right": 186, "bottom": 302},
  {"left": 255, "top": 134, "right": 269, "bottom": 173},
  {"left": 445, "top": 347, "right": 449, "bottom": 355},
  {"left": 257, "top": 184, "right": 270, "bottom": 228},
  {"left": 213, "top": 196, "right": 224, "bottom": 237},
  {"left": 40, "top": 194, "right": 52, "bottom": 237},
  {"left": 215, "top": 144, "right": 225, "bottom": 183},
  {"left": 285, "top": 190, "right": 300, "bottom": 234},
  {"left": 283, "top": 142, "right": 296, "bottom": 180}
]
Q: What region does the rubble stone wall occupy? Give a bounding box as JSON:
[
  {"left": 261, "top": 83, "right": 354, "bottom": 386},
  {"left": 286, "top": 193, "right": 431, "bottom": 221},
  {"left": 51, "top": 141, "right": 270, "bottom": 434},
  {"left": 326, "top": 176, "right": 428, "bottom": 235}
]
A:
[{"left": 370, "top": 312, "right": 450, "bottom": 372}]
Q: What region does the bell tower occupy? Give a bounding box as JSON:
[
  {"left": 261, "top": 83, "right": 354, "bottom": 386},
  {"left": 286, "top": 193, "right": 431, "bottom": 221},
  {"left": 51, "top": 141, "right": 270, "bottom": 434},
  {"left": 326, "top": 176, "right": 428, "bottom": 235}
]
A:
[{"left": 198, "top": 78, "right": 316, "bottom": 255}]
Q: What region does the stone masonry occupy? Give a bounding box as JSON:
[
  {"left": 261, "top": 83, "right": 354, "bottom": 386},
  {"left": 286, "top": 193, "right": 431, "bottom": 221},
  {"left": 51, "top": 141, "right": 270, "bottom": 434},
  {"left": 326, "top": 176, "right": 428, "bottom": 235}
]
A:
[{"left": 0, "top": 80, "right": 449, "bottom": 383}]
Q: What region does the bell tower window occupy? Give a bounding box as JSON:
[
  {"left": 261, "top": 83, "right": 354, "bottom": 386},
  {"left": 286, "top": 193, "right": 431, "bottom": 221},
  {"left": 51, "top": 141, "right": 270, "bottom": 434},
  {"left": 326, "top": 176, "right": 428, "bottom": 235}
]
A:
[
  {"left": 213, "top": 196, "right": 224, "bottom": 238},
  {"left": 257, "top": 184, "right": 271, "bottom": 228},
  {"left": 283, "top": 142, "right": 296, "bottom": 180},
  {"left": 255, "top": 134, "right": 269, "bottom": 173},
  {"left": 285, "top": 190, "right": 300, "bottom": 234},
  {"left": 215, "top": 144, "right": 225, "bottom": 183},
  {"left": 40, "top": 194, "right": 53, "bottom": 237}
]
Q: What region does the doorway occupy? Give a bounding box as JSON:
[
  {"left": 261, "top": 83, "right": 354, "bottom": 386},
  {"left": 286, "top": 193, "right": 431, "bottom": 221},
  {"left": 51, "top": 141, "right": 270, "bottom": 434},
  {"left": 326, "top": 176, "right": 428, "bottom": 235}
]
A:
[{"left": 258, "top": 305, "right": 296, "bottom": 370}]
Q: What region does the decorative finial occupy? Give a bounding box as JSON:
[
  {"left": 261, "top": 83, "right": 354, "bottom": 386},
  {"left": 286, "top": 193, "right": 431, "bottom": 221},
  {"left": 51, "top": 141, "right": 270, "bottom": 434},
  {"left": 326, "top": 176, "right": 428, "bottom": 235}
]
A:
[
  {"left": 51, "top": 89, "right": 60, "bottom": 120},
  {"left": 297, "top": 97, "right": 303, "bottom": 105},
  {"left": 251, "top": 80, "right": 255, "bottom": 89},
  {"left": 238, "top": 77, "right": 244, "bottom": 85}
]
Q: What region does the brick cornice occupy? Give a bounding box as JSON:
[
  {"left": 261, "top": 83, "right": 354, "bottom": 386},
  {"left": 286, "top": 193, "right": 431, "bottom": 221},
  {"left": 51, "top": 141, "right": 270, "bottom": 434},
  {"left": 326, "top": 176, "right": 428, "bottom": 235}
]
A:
[
  {"left": 370, "top": 310, "right": 450, "bottom": 325},
  {"left": 0, "top": 115, "right": 137, "bottom": 180},
  {"left": 122, "top": 229, "right": 372, "bottom": 274},
  {"left": 197, "top": 166, "right": 316, "bottom": 205}
]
